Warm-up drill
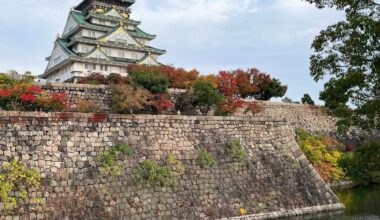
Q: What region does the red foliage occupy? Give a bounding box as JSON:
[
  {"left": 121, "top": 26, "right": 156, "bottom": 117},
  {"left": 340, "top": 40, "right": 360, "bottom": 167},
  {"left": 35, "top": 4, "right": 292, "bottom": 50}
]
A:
[
  {"left": 27, "top": 86, "right": 44, "bottom": 94},
  {"left": 218, "top": 98, "right": 245, "bottom": 115},
  {"left": 128, "top": 64, "right": 200, "bottom": 89},
  {"left": 345, "top": 144, "right": 354, "bottom": 152},
  {"left": 46, "top": 92, "right": 69, "bottom": 110},
  {"left": 149, "top": 94, "right": 175, "bottom": 113},
  {"left": 315, "top": 163, "right": 333, "bottom": 183},
  {"left": 88, "top": 113, "right": 109, "bottom": 123},
  {"left": 20, "top": 94, "right": 37, "bottom": 103},
  {"left": 217, "top": 72, "right": 238, "bottom": 97},
  {"left": 235, "top": 69, "right": 260, "bottom": 98},
  {"left": 244, "top": 102, "right": 264, "bottom": 115},
  {"left": 57, "top": 112, "right": 74, "bottom": 122},
  {"left": 78, "top": 73, "right": 109, "bottom": 85},
  {"left": 0, "top": 90, "right": 10, "bottom": 97}
]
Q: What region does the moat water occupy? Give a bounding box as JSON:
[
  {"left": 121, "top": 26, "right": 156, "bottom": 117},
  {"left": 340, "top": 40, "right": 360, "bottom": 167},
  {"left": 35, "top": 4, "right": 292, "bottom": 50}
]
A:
[{"left": 288, "top": 185, "right": 380, "bottom": 220}]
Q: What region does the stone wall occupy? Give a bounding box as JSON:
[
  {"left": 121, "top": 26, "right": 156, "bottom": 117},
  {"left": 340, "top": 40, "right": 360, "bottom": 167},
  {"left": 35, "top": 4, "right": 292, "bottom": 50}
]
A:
[
  {"left": 39, "top": 83, "right": 338, "bottom": 135},
  {"left": 0, "top": 111, "right": 343, "bottom": 219},
  {"left": 40, "top": 83, "right": 112, "bottom": 111},
  {"left": 256, "top": 102, "right": 338, "bottom": 135}
]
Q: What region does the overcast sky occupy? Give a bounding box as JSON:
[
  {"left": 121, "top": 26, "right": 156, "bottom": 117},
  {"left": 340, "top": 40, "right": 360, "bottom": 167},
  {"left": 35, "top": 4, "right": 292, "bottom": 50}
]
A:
[{"left": 0, "top": 0, "right": 344, "bottom": 102}]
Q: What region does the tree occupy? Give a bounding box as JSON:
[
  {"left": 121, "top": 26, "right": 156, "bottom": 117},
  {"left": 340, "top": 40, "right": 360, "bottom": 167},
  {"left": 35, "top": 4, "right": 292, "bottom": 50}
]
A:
[
  {"left": 304, "top": 0, "right": 380, "bottom": 132},
  {"left": 255, "top": 79, "right": 288, "bottom": 101},
  {"left": 302, "top": 94, "right": 315, "bottom": 105},
  {"left": 177, "top": 80, "right": 223, "bottom": 116},
  {"left": 128, "top": 64, "right": 200, "bottom": 89},
  {"left": 129, "top": 72, "right": 169, "bottom": 94},
  {"left": 111, "top": 84, "right": 151, "bottom": 114},
  {"left": 192, "top": 80, "right": 223, "bottom": 115},
  {"left": 282, "top": 97, "right": 301, "bottom": 104}
]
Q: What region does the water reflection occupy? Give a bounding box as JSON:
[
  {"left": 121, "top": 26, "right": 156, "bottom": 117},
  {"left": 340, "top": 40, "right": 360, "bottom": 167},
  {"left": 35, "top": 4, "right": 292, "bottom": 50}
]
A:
[{"left": 286, "top": 185, "right": 380, "bottom": 220}]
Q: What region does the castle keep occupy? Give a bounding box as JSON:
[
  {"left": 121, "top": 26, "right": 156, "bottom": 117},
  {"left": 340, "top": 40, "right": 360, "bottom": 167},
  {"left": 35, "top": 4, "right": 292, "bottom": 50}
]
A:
[{"left": 40, "top": 0, "right": 165, "bottom": 83}]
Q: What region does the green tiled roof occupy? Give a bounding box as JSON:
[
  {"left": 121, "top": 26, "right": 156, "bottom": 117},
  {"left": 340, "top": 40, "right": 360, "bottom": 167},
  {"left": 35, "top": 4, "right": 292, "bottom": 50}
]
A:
[
  {"left": 64, "top": 11, "right": 155, "bottom": 40},
  {"left": 57, "top": 39, "right": 77, "bottom": 56},
  {"left": 67, "top": 37, "right": 165, "bottom": 54},
  {"left": 87, "top": 12, "right": 141, "bottom": 26}
]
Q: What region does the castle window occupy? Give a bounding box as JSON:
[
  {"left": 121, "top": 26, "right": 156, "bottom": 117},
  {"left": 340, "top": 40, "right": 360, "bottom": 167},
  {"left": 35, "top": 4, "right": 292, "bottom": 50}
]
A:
[
  {"left": 118, "top": 51, "right": 125, "bottom": 58},
  {"left": 100, "top": 65, "right": 108, "bottom": 71}
]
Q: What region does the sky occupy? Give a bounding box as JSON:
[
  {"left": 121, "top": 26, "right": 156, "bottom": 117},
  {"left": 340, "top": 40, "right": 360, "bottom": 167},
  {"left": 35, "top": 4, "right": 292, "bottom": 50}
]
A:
[{"left": 0, "top": 0, "right": 344, "bottom": 103}]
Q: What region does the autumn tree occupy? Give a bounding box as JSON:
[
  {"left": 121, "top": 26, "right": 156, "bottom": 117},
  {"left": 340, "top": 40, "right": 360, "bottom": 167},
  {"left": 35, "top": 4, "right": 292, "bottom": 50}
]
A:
[
  {"left": 128, "top": 64, "right": 199, "bottom": 89},
  {"left": 217, "top": 72, "right": 238, "bottom": 97},
  {"left": 304, "top": 0, "right": 380, "bottom": 132},
  {"left": 111, "top": 84, "right": 151, "bottom": 114}
]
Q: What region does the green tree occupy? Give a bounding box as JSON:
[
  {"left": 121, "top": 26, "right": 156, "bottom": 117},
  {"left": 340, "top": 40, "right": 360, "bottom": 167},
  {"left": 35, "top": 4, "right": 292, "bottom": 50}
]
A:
[
  {"left": 339, "top": 142, "right": 380, "bottom": 185},
  {"left": 255, "top": 79, "right": 288, "bottom": 101},
  {"left": 130, "top": 72, "right": 169, "bottom": 94},
  {"left": 304, "top": 0, "right": 380, "bottom": 132},
  {"left": 192, "top": 80, "right": 223, "bottom": 115},
  {"left": 302, "top": 94, "right": 315, "bottom": 105}
]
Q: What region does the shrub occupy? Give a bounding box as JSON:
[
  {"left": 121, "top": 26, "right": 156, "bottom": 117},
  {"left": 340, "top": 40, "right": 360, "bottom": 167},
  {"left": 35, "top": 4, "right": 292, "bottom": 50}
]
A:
[
  {"left": 0, "top": 84, "right": 68, "bottom": 112},
  {"left": 148, "top": 94, "right": 174, "bottom": 114},
  {"left": 129, "top": 72, "right": 169, "bottom": 94},
  {"left": 106, "top": 73, "right": 126, "bottom": 85},
  {"left": 216, "top": 98, "right": 245, "bottom": 116},
  {"left": 165, "top": 154, "right": 185, "bottom": 177},
  {"left": 135, "top": 160, "right": 176, "bottom": 187},
  {"left": 296, "top": 128, "right": 345, "bottom": 183},
  {"left": 244, "top": 102, "right": 264, "bottom": 115},
  {"left": 338, "top": 142, "right": 380, "bottom": 185},
  {"left": 128, "top": 64, "right": 200, "bottom": 89},
  {"left": 227, "top": 139, "right": 247, "bottom": 162},
  {"left": 0, "top": 73, "right": 18, "bottom": 89},
  {"left": 78, "top": 73, "right": 108, "bottom": 85},
  {"left": 111, "top": 84, "right": 151, "bottom": 114},
  {"left": 197, "top": 148, "right": 217, "bottom": 168},
  {"left": 0, "top": 160, "right": 42, "bottom": 210},
  {"left": 96, "top": 143, "right": 132, "bottom": 177},
  {"left": 77, "top": 99, "right": 100, "bottom": 113},
  {"left": 176, "top": 91, "right": 197, "bottom": 115}
]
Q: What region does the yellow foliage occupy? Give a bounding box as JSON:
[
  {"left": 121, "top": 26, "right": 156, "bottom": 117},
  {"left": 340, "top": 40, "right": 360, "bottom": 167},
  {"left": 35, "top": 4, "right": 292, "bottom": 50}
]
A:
[
  {"left": 295, "top": 128, "right": 346, "bottom": 183},
  {"left": 240, "top": 208, "right": 247, "bottom": 216},
  {"left": 0, "top": 160, "right": 42, "bottom": 210},
  {"left": 165, "top": 154, "right": 185, "bottom": 177}
]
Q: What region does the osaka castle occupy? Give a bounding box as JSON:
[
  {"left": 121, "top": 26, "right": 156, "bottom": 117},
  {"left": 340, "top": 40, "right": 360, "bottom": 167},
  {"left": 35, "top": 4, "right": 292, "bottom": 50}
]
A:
[{"left": 40, "top": 0, "right": 166, "bottom": 83}]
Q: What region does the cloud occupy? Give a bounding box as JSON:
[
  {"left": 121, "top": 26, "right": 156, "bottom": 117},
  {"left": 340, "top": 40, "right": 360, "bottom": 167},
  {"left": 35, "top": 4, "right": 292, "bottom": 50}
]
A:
[{"left": 0, "top": 0, "right": 344, "bottom": 103}]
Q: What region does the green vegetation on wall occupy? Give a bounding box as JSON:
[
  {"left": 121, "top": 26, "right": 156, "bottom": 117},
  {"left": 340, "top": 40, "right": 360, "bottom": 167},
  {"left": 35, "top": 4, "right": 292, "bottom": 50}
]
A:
[
  {"left": 0, "top": 160, "right": 42, "bottom": 211},
  {"left": 135, "top": 155, "right": 185, "bottom": 187},
  {"left": 197, "top": 148, "right": 217, "bottom": 168},
  {"left": 96, "top": 143, "right": 132, "bottom": 177},
  {"left": 227, "top": 139, "right": 247, "bottom": 162}
]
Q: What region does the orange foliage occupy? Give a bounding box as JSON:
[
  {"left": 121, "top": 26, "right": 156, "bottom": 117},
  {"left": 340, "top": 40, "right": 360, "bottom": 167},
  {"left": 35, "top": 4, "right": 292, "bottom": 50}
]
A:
[
  {"left": 198, "top": 74, "right": 218, "bottom": 89},
  {"left": 315, "top": 163, "right": 334, "bottom": 182},
  {"left": 217, "top": 72, "right": 238, "bottom": 97}
]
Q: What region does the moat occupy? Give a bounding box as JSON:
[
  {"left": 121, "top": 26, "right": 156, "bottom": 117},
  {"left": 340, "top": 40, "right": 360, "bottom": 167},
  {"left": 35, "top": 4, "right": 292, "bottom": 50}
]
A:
[{"left": 288, "top": 185, "right": 380, "bottom": 220}]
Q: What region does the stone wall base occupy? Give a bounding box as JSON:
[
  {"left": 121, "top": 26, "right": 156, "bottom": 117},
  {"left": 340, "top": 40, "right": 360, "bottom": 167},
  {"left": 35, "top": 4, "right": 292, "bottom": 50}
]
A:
[{"left": 221, "top": 203, "right": 345, "bottom": 220}]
